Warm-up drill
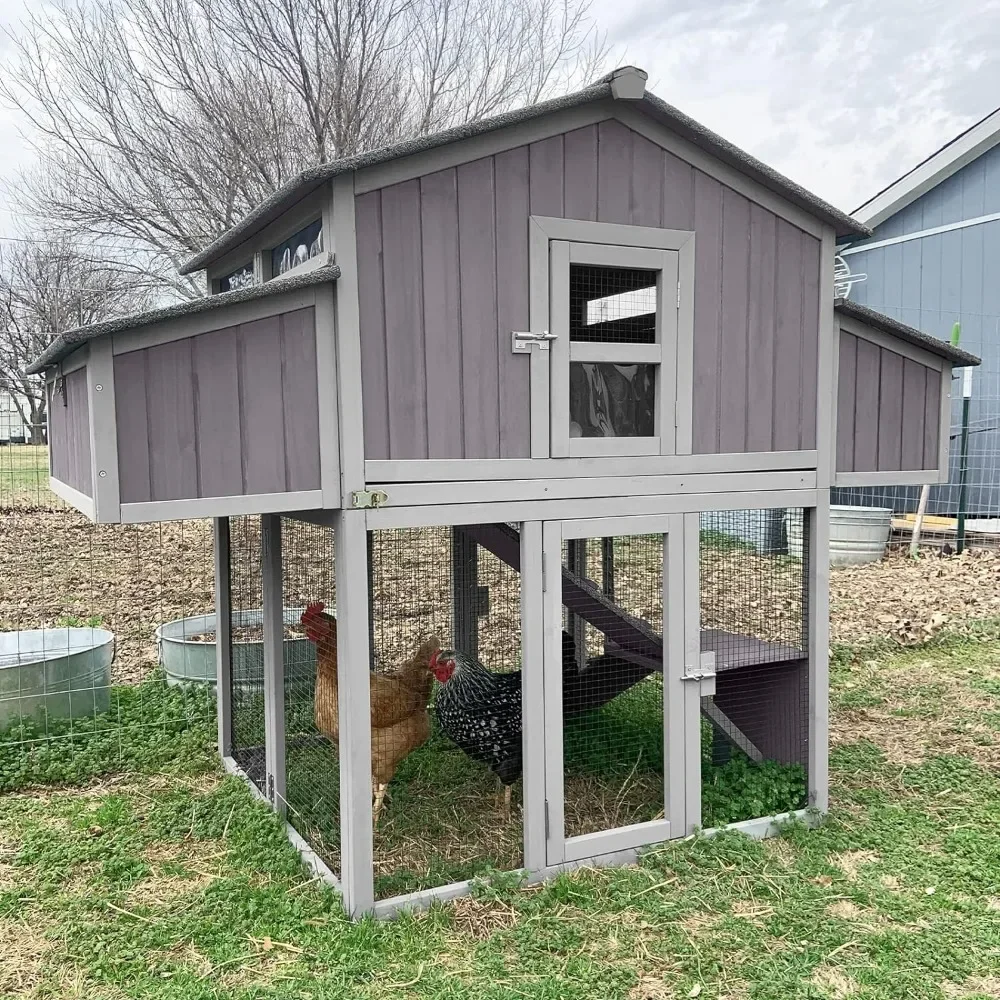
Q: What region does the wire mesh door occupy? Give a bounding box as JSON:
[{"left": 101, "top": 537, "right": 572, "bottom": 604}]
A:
[{"left": 542, "top": 515, "right": 689, "bottom": 865}]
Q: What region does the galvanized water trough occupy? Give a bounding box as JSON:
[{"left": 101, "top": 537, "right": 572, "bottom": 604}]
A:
[
  {"left": 155, "top": 608, "right": 320, "bottom": 688},
  {"left": 787, "top": 505, "right": 892, "bottom": 566},
  {"left": 0, "top": 627, "right": 115, "bottom": 728}
]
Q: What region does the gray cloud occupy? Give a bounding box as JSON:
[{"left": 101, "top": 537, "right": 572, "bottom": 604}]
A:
[
  {"left": 0, "top": 0, "right": 996, "bottom": 237},
  {"left": 597, "top": 0, "right": 1000, "bottom": 211}
]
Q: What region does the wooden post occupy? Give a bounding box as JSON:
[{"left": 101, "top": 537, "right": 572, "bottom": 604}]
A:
[
  {"left": 336, "top": 509, "right": 374, "bottom": 916},
  {"left": 909, "top": 485, "right": 930, "bottom": 557},
  {"left": 261, "top": 514, "right": 286, "bottom": 818},
  {"left": 213, "top": 517, "right": 232, "bottom": 759}
]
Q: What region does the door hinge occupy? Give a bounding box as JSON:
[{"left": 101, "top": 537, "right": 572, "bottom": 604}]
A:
[
  {"left": 351, "top": 489, "right": 388, "bottom": 509},
  {"left": 267, "top": 773, "right": 275, "bottom": 804},
  {"left": 544, "top": 800, "right": 550, "bottom": 839},
  {"left": 676, "top": 281, "right": 681, "bottom": 309},
  {"left": 542, "top": 559, "right": 547, "bottom": 593},
  {"left": 512, "top": 330, "right": 558, "bottom": 353}
]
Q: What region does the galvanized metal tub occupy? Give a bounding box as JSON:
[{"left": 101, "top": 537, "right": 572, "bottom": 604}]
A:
[
  {"left": 787, "top": 506, "right": 892, "bottom": 566},
  {"left": 155, "top": 608, "right": 321, "bottom": 688},
  {"left": 0, "top": 628, "right": 115, "bottom": 728}
]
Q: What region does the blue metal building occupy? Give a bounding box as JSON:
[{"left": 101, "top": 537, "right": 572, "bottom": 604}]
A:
[{"left": 836, "top": 106, "right": 1000, "bottom": 516}]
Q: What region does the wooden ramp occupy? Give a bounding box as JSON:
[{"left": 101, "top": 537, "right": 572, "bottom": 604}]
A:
[{"left": 463, "top": 523, "right": 808, "bottom": 764}]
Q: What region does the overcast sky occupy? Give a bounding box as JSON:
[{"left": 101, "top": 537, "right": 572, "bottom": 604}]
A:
[{"left": 0, "top": 0, "right": 998, "bottom": 241}]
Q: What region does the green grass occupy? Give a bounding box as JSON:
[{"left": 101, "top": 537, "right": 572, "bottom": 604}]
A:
[
  {"left": 0, "top": 444, "right": 55, "bottom": 506},
  {"left": 4, "top": 631, "right": 1000, "bottom": 998}
]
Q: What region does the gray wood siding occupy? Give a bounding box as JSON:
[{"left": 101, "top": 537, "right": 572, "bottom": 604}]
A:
[
  {"left": 357, "top": 120, "right": 822, "bottom": 460},
  {"left": 49, "top": 367, "right": 92, "bottom": 496},
  {"left": 113, "top": 307, "right": 321, "bottom": 502},
  {"left": 836, "top": 332, "right": 942, "bottom": 473}
]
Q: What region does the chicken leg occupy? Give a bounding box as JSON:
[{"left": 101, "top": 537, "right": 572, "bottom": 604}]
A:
[{"left": 373, "top": 781, "right": 389, "bottom": 827}]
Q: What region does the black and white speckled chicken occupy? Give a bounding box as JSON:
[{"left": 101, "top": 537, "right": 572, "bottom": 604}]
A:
[
  {"left": 430, "top": 646, "right": 522, "bottom": 817},
  {"left": 429, "top": 632, "right": 654, "bottom": 818}
]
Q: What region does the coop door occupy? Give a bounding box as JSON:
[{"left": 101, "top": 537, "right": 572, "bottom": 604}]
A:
[
  {"left": 549, "top": 242, "right": 679, "bottom": 458},
  {"left": 541, "top": 515, "right": 693, "bottom": 865}
]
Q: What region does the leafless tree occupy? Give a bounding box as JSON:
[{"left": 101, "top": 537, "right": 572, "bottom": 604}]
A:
[
  {"left": 0, "top": 240, "right": 153, "bottom": 443},
  {"left": 2, "top": 0, "right": 610, "bottom": 296}
]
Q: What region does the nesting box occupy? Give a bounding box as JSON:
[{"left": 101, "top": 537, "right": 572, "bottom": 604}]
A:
[{"left": 32, "top": 65, "right": 979, "bottom": 918}]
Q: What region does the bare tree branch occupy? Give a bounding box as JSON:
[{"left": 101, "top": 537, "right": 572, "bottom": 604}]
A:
[
  {"left": 1, "top": 0, "right": 611, "bottom": 297},
  {"left": 0, "top": 240, "right": 153, "bottom": 442}
]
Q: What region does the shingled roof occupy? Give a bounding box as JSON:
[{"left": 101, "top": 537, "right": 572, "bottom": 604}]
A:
[
  {"left": 28, "top": 258, "right": 339, "bottom": 374},
  {"left": 835, "top": 298, "right": 981, "bottom": 367},
  {"left": 180, "top": 66, "right": 869, "bottom": 275}
]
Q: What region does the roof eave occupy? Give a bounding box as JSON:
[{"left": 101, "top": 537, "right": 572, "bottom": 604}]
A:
[
  {"left": 834, "top": 297, "right": 981, "bottom": 367},
  {"left": 28, "top": 259, "right": 340, "bottom": 374},
  {"left": 853, "top": 106, "right": 1000, "bottom": 230},
  {"left": 181, "top": 75, "right": 869, "bottom": 275}
]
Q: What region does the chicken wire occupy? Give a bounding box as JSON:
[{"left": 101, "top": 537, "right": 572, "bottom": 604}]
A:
[
  {"left": 227, "top": 515, "right": 266, "bottom": 794},
  {"left": 569, "top": 263, "right": 658, "bottom": 439},
  {"left": 279, "top": 517, "right": 338, "bottom": 877},
  {"left": 369, "top": 524, "right": 523, "bottom": 900},
  {"left": 699, "top": 509, "right": 809, "bottom": 825},
  {"left": 561, "top": 534, "right": 666, "bottom": 838},
  {"left": 0, "top": 448, "right": 215, "bottom": 793}
]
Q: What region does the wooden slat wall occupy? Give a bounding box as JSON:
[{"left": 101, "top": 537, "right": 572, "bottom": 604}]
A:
[
  {"left": 835, "top": 331, "right": 944, "bottom": 473},
  {"left": 357, "top": 120, "right": 823, "bottom": 460},
  {"left": 49, "top": 367, "right": 92, "bottom": 496},
  {"left": 113, "top": 307, "right": 321, "bottom": 502}
]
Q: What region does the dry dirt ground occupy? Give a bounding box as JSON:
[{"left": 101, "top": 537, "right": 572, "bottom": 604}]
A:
[{"left": 2, "top": 503, "right": 999, "bottom": 685}]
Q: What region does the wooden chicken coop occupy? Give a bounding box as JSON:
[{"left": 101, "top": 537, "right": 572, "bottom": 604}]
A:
[{"left": 31, "top": 66, "right": 980, "bottom": 918}]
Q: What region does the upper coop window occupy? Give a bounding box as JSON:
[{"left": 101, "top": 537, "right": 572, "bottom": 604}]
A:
[
  {"left": 551, "top": 242, "right": 678, "bottom": 458},
  {"left": 219, "top": 261, "right": 255, "bottom": 292},
  {"left": 270, "top": 219, "right": 323, "bottom": 279}
]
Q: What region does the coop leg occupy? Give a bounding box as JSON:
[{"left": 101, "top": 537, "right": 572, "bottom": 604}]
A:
[{"left": 503, "top": 784, "right": 512, "bottom": 822}]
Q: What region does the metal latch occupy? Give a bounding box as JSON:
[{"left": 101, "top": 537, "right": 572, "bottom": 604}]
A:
[
  {"left": 682, "top": 652, "right": 716, "bottom": 695},
  {"left": 351, "top": 489, "right": 389, "bottom": 509},
  {"left": 512, "top": 330, "right": 558, "bottom": 353}
]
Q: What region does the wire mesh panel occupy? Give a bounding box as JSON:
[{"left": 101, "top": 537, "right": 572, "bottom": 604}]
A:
[
  {"left": 280, "top": 518, "right": 337, "bottom": 877},
  {"left": 1, "top": 447, "right": 215, "bottom": 795},
  {"left": 699, "top": 509, "right": 809, "bottom": 827},
  {"left": 369, "top": 523, "right": 523, "bottom": 900},
  {"left": 568, "top": 263, "right": 658, "bottom": 439},
  {"left": 559, "top": 533, "right": 666, "bottom": 839},
  {"left": 228, "top": 515, "right": 266, "bottom": 793}
]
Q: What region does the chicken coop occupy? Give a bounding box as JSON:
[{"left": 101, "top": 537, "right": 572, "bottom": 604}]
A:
[{"left": 31, "top": 65, "right": 979, "bottom": 918}]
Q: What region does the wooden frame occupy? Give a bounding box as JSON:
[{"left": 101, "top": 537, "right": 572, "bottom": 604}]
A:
[
  {"left": 331, "top": 172, "right": 367, "bottom": 502},
  {"left": 365, "top": 450, "right": 818, "bottom": 482},
  {"left": 214, "top": 517, "right": 232, "bottom": 758},
  {"left": 542, "top": 512, "right": 688, "bottom": 864},
  {"left": 261, "top": 514, "right": 287, "bottom": 819},
  {"left": 832, "top": 312, "right": 955, "bottom": 487},
  {"left": 364, "top": 471, "right": 815, "bottom": 508},
  {"left": 48, "top": 477, "right": 95, "bottom": 520},
  {"left": 806, "top": 501, "right": 830, "bottom": 813},
  {"left": 119, "top": 490, "right": 323, "bottom": 523},
  {"left": 550, "top": 241, "right": 678, "bottom": 459},
  {"left": 86, "top": 339, "right": 121, "bottom": 523},
  {"left": 528, "top": 216, "right": 696, "bottom": 463},
  {"left": 335, "top": 508, "right": 375, "bottom": 916}
]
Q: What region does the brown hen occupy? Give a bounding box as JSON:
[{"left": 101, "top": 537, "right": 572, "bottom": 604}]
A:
[{"left": 301, "top": 601, "right": 439, "bottom": 824}]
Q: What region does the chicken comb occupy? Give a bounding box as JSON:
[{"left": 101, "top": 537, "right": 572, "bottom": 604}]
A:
[{"left": 301, "top": 601, "right": 325, "bottom": 624}]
